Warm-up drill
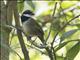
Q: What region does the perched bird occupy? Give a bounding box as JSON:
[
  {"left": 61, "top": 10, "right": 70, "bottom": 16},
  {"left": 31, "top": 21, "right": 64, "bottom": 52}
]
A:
[{"left": 21, "top": 10, "right": 45, "bottom": 44}]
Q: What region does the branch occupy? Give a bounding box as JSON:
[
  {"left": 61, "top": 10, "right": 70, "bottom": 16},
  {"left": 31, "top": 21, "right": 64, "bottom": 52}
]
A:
[
  {"left": 1, "top": 42, "right": 23, "bottom": 60},
  {"left": 9, "top": 47, "right": 23, "bottom": 60},
  {"left": 51, "top": 14, "right": 80, "bottom": 47},
  {"left": 5, "top": 24, "right": 46, "bottom": 49},
  {"left": 45, "top": 2, "right": 58, "bottom": 60},
  {"left": 46, "top": 2, "right": 57, "bottom": 43},
  {"left": 51, "top": 14, "right": 80, "bottom": 60},
  {"left": 25, "top": 43, "right": 46, "bottom": 55},
  {"left": 12, "top": 1, "right": 30, "bottom": 60},
  {"left": 60, "top": 2, "right": 80, "bottom": 15},
  {"left": 5, "top": 23, "right": 49, "bottom": 52}
]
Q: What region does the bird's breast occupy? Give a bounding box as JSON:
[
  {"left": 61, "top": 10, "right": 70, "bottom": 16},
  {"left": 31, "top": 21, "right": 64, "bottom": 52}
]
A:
[{"left": 22, "top": 20, "right": 31, "bottom": 34}]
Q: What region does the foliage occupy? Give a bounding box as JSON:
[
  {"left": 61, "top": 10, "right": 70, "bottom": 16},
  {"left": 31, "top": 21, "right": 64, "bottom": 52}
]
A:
[{"left": 1, "top": 1, "right": 80, "bottom": 60}]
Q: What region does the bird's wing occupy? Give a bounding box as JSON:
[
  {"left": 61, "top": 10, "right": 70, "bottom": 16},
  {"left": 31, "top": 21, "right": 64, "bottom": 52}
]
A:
[{"left": 29, "top": 18, "right": 44, "bottom": 35}]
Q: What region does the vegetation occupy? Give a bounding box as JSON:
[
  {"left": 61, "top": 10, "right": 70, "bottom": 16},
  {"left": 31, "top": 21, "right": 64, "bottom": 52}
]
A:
[{"left": 0, "top": 0, "right": 80, "bottom": 60}]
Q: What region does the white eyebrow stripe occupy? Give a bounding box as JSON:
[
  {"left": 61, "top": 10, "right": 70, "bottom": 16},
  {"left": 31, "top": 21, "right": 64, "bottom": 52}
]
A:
[
  {"left": 23, "top": 14, "right": 36, "bottom": 20},
  {"left": 23, "top": 14, "right": 32, "bottom": 17}
]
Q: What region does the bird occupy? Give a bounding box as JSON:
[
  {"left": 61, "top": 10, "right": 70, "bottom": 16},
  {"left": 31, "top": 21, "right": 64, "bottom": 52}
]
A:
[{"left": 21, "top": 10, "right": 45, "bottom": 44}]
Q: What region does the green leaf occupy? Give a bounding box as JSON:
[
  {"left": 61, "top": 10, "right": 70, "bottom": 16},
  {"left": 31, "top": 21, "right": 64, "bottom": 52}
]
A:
[
  {"left": 26, "top": 1, "right": 35, "bottom": 10},
  {"left": 48, "top": 1, "right": 55, "bottom": 6},
  {"left": 60, "top": 29, "right": 80, "bottom": 42},
  {"left": 17, "top": 0, "right": 24, "bottom": 12},
  {"left": 65, "top": 42, "right": 80, "bottom": 60},
  {"left": 55, "top": 40, "right": 80, "bottom": 52},
  {"left": 55, "top": 41, "right": 68, "bottom": 52},
  {"left": 61, "top": 1, "right": 77, "bottom": 9}
]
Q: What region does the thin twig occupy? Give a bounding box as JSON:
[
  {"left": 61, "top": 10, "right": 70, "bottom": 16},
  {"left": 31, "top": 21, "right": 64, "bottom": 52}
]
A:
[
  {"left": 1, "top": 42, "right": 23, "bottom": 60},
  {"left": 5, "top": 24, "right": 46, "bottom": 49},
  {"left": 51, "top": 14, "right": 80, "bottom": 46},
  {"left": 12, "top": 43, "right": 46, "bottom": 55},
  {"left": 9, "top": 29, "right": 15, "bottom": 45},
  {"left": 59, "top": 1, "right": 67, "bottom": 21},
  {"left": 45, "top": 2, "right": 58, "bottom": 60},
  {"left": 25, "top": 44, "right": 46, "bottom": 54},
  {"left": 46, "top": 2, "right": 57, "bottom": 42},
  {"left": 9, "top": 47, "right": 23, "bottom": 60},
  {"left": 51, "top": 14, "right": 80, "bottom": 60}
]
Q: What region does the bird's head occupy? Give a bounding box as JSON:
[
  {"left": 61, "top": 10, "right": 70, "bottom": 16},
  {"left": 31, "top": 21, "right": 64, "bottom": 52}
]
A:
[
  {"left": 21, "top": 10, "right": 34, "bottom": 23},
  {"left": 22, "top": 10, "right": 34, "bottom": 16}
]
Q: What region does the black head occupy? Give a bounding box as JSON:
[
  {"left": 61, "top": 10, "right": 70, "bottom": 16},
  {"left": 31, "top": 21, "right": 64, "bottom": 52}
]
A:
[
  {"left": 21, "top": 10, "right": 34, "bottom": 23},
  {"left": 22, "top": 10, "right": 34, "bottom": 15}
]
